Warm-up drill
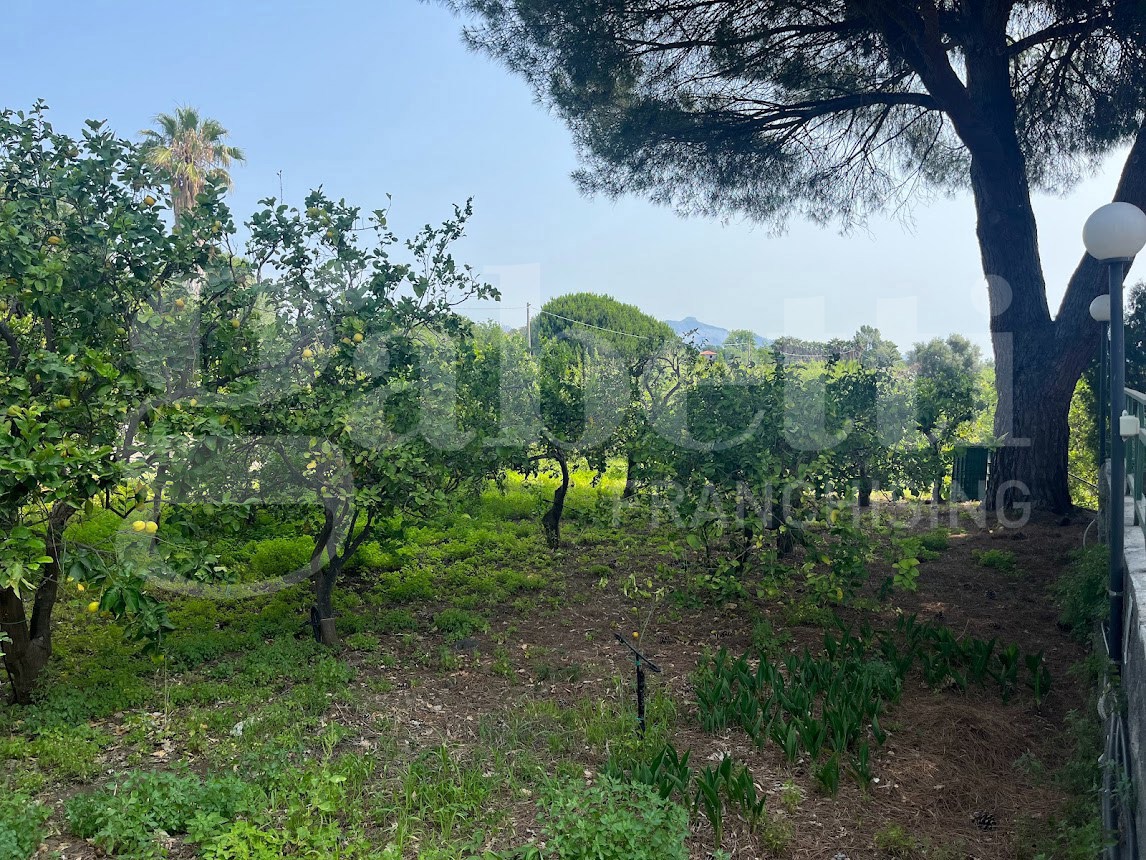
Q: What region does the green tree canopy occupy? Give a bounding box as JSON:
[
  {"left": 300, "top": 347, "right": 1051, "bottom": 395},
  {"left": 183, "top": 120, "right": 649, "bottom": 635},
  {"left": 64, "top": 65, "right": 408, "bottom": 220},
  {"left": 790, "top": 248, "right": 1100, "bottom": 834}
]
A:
[
  {"left": 0, "top": 104, "right": 496, "bottom": 701},
  {"left": 907, "top": 335, "right": 986, "bottom": 501},
  {"left": 533, "top": 293, "right": 672, "bottom": 539},
  {"left": 535, "top": 292, "right": 676, "bottom": 359},
  {"left": 0, "top": 105, "right": 225, "bottom": 701},
  {"left": 721, "top": 329, "right": 761, "bottom": 362},
  {"left": 446, "top": 0, "right": 1146, "bottom": 512}
]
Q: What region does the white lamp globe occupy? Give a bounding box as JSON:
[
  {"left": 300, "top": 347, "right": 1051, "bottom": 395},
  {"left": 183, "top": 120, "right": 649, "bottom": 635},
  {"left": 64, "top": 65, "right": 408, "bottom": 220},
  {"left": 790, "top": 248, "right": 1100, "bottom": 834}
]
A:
[
  {"left": 1083, "top": 202, "right": 1146, "bottom": 261},
  {"left": 1090, "top": 294, "right": 1112, "bottom": 322}
]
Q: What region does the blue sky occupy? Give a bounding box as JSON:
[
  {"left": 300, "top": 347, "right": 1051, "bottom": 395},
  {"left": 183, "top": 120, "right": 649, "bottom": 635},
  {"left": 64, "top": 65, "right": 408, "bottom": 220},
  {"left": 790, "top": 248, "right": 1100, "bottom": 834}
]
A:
[{"left": 1, "top": 0, "right": 1130, "bottom": 352}]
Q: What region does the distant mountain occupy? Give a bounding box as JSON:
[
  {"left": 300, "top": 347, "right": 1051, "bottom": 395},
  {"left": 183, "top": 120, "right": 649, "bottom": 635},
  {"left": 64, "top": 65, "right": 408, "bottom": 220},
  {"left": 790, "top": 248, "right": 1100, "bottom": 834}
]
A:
[{"left": 665, "top": 316, "right": 769, "bottom": 347}]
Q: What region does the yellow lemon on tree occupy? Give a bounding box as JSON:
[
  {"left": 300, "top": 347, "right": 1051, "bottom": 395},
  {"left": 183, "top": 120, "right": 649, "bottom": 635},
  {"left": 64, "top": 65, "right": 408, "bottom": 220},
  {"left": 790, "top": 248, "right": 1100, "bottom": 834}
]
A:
[
  {"left": 306, "top": 460, "right": 318, "bottom": 471},
  {"left": 144, "top": 521, "right": 158, "bottom": 535},
  {"left": 131, "top": 520, "right": 147, "bottom": 533},
  {"left": 353, "top": 332, "right": 364, "bottom": 343},
  {"left": 143, "top": 195, "right": 157, "bottom": 207},
  {"left": 302, "top": 348, "right": 314, "bottom": 359},
  {"left": 47, "top": 235, "right": 62, "bottom": 246},
  {"left": 174, "top": 298, "right": 186, "bottom": 310},
  {"left": 189, "top": 398, "right": 198, "bottom": 407},
  {"left": 341, "top": 337, "right": 352, "bottom": 345},
  {"left": 76, "top": 583, "right": 85, "bottom": 592},
  {"left": 87, "top": 601, "right": 100, "bottom": 613},
  {"left": 231, "top": 317, "right": 241, "bottom": 329}
]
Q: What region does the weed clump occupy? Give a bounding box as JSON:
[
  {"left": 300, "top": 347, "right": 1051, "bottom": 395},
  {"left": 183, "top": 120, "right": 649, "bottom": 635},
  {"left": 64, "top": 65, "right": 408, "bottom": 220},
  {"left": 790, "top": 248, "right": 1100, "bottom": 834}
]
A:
[
  {"left": 540, "top": 776, "right": 689, "bottom": 860},
  {"left": 65, "top": 769, "right": 264, "bottom": 857}
]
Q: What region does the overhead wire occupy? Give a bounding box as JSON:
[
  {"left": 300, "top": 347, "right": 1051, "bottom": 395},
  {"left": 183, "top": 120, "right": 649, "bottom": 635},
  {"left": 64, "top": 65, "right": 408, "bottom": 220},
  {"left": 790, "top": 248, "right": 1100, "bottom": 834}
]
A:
[{"left": 536, "top": 309, "right": 655, "bottom": 340}]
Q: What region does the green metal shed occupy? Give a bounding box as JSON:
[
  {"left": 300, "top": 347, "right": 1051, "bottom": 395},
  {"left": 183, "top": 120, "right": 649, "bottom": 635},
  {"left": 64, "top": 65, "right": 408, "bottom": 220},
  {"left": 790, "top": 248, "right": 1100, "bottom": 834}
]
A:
[{"left": 952, "top": 446, "right": 991, "bottom": 501}]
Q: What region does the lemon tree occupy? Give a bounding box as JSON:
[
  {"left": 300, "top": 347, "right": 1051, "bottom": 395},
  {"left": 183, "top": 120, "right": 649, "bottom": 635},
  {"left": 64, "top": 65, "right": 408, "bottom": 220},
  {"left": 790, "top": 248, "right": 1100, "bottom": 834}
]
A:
[
  {"left": 227, "top": 195, "right": 498, "bottom": 646},
  {"left": 0, "top": 104, "right": 220, "bottom": 702},
  {"left": 0, "top": 104, "right": 500, "bottom": 699}
]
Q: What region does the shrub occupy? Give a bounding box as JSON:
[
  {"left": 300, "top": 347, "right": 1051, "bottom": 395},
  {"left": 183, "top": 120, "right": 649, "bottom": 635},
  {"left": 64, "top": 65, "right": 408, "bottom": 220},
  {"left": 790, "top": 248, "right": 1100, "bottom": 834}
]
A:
[
  {"left": 540, "top": 777, "right": 689, "bottom": 860},
  {"left": 0, "top": 790, "right": 48, "bottom": 860},
  {"left": 245, "top": 537, "right": 315, "bottom": 581},
  {"left": 919, "top": 528, "right": 950, "bottom": 553}
]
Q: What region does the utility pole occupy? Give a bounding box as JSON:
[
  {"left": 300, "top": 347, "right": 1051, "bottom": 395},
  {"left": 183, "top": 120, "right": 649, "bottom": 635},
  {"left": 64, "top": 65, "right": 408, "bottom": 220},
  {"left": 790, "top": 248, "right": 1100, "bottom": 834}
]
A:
[{"left": 526, "top": 303, "right": 532, "bottom": 352}]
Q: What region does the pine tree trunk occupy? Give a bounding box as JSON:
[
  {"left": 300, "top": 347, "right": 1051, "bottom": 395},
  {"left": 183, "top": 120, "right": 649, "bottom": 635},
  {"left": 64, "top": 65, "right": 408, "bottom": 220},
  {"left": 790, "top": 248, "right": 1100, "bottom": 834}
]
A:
[
  {"left": 940, "top": 34, "right": 1084, "bottom": 514},
  {"left": 988, "top": 333, "right": 1075, "bottom": 513}
]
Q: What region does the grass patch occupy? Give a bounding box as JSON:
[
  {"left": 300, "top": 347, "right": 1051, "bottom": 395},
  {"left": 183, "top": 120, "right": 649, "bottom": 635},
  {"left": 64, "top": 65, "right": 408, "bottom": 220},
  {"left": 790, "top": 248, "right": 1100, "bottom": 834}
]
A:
[
  {"left": 1053, "top": 545, "right": 1107, "bottom": 640},
  {"left": 432, "top": 608, "right": 490, "bottom": 643},
  {"left": 973, "top": 548, "right": 1018, "bottom": 572},
  {"left": 245, "top": 536, "right": 315, "bottom": 580},
  {"left": 919, "top": 527, "right": 950, "bottom": 553}
]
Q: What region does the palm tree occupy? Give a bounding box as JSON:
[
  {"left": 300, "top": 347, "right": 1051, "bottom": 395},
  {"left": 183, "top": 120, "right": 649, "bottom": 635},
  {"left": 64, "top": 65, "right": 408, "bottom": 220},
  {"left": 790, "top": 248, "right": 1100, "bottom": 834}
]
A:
[{"left": 140, "top": 107, "right": 245, "bottom": 217}]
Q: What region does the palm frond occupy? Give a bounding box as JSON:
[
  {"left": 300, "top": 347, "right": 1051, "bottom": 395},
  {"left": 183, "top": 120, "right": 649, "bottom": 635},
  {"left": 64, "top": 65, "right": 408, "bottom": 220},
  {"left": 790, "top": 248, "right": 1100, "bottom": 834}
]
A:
[{"left": 140, "top": 106, "right": 243, "bottom": 215}]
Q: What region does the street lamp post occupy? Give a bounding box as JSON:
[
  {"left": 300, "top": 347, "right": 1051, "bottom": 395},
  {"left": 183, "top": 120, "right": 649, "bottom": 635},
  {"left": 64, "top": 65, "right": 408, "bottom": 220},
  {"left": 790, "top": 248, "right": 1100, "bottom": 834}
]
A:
[
  {"left": 1083, "top": 202, "right": 1146, "bottom": 665},
  {"left": 1091, "top": 294, "right": 1111, "bottom": 467}
]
